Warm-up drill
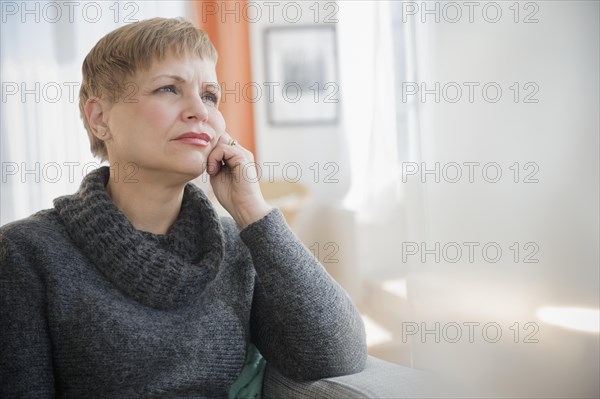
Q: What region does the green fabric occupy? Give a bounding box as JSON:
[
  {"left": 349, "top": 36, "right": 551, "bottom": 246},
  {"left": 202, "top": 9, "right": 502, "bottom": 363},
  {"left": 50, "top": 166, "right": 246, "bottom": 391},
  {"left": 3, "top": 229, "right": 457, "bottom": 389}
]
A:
[{"left": 229, "top": 344, "right": 267, "bottom": 399}]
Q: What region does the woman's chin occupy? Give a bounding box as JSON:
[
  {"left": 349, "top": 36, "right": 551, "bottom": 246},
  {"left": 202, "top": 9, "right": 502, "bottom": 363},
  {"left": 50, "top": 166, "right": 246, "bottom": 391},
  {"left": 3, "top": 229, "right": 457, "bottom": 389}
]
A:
[
  {"left": 120, "top": 155, "right": 208, "bottom": 183},
  {"left": 167, "top": 165, "right": 205, "bottom": 182},
  {"left": 169, "top": 154, "right": 208, "bottom": 178}
]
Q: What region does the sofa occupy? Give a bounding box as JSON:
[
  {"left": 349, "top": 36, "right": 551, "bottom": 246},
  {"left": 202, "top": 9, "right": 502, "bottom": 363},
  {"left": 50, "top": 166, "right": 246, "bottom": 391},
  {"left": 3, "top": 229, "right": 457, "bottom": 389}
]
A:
[{"left": 263, "top": 356, "right": 431, "bottom": 398}]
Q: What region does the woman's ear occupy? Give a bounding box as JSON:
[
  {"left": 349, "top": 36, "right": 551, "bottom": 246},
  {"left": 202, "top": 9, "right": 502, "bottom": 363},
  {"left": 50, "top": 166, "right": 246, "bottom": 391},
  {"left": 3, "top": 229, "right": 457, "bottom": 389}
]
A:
[{"left": 84, "top": 98, "right": 111, "bottom": 140}]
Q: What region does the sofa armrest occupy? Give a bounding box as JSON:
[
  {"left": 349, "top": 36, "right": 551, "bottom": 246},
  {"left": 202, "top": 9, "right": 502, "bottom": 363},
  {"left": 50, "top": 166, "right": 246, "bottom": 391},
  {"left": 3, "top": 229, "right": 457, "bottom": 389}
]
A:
[{"left": 262, "top": 356, "right": 430, "bottom": 399}]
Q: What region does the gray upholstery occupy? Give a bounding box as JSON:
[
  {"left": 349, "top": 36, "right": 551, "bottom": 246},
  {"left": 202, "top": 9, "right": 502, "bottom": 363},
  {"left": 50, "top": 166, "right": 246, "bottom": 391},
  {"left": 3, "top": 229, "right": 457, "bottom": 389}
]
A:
[{"left": 262, "top": 356, "right": 431, "bottom": 398}]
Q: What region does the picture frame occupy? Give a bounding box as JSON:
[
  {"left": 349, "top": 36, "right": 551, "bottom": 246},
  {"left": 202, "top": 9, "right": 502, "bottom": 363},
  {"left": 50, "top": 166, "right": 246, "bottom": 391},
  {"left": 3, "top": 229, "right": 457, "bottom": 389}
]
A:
[{"left": 264, "top": 25, "right": 339, "bottom": 126}]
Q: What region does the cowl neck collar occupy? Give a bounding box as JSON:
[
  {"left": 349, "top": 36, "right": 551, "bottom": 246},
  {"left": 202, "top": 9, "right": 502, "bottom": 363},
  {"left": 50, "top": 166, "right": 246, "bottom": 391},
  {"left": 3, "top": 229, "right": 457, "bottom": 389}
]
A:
[{"left": 54, "top": 166, "right": 224, "bottom": 309}]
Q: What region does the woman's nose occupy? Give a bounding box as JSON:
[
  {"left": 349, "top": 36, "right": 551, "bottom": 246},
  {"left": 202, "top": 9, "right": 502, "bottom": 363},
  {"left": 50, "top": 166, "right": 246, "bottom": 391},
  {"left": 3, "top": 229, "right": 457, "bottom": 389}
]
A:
[{"left": 183, "top": 94, "right": 209, "bottom": 122}]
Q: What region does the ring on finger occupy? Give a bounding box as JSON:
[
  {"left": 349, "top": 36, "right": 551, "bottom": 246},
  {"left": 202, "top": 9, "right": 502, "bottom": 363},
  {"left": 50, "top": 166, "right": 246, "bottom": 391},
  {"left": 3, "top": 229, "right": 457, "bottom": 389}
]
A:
[{"left": 228, "top": 138, "right": 238, "bottom": 147}]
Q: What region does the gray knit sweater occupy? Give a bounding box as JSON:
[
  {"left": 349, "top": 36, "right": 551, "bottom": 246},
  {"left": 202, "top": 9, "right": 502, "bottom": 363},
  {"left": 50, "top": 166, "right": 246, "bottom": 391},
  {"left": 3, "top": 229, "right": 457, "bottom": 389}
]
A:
[{"left": 0, "top": 167, "right": 367, "bottom": 398}]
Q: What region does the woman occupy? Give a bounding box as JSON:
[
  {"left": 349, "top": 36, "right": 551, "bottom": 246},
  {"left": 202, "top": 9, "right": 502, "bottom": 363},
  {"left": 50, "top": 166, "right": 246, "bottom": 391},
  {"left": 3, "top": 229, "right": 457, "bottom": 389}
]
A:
[{"left": 0, "top": 18, "right": 367, "bottom": 397}]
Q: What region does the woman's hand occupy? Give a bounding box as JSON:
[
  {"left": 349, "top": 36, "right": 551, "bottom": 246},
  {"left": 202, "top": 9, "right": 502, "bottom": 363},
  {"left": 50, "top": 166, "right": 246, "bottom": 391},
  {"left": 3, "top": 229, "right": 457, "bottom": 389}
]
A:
[{"left": 207, "top": 133, "right": 273, "bottom": 228}]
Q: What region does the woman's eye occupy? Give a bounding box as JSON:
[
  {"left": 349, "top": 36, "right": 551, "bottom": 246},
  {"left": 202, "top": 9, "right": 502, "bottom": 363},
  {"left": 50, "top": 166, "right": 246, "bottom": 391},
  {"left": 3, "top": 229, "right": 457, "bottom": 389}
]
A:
[
  {"left": 157, "top": 85, "right": 178, "bottom": 94},
  {"left": 201, "top": 93, "right": 218, "bottom": 104}
]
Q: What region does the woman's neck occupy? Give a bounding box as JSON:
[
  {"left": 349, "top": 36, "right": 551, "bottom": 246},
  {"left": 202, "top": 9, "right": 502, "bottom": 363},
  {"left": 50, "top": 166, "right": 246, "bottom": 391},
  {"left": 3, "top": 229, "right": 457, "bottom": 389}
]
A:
[{"left": 105, "top": 167, "right": 186, "bottom": 235}]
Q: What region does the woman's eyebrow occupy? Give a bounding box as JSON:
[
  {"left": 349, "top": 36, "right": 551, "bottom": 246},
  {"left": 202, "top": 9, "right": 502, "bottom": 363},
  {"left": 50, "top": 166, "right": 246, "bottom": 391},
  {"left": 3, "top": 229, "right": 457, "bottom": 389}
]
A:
[
  {"left": 205, "top": 82, "right": 221, "bottom": 94},
  {"left": 150, "top": 75, "right": 221, "bottom": 93},
  {"left": 151, "top": 74, "right": 186, "bottom": 82}
]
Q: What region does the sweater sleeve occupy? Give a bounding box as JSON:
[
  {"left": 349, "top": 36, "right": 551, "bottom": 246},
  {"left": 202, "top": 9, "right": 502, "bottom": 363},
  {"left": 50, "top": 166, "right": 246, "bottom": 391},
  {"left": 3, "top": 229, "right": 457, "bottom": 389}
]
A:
[
  {"left": 239, "top": 209, "right": 367, "bottom": 380},
  {"left": 0, "top": 234, "right": 55, "bottom": 397}
]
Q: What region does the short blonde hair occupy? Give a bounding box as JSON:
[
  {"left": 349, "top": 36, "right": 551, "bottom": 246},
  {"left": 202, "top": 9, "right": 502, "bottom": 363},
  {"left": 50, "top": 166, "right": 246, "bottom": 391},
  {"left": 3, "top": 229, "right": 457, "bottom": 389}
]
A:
[{"left": 79, "top": 17, "right": 218, "bottom": 161}]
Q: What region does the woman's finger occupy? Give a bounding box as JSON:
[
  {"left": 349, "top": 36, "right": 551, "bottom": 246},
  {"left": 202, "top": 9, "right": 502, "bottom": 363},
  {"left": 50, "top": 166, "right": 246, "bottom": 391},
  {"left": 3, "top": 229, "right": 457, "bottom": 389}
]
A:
[{"left": 206, "top": 133, "right": 245, "bottom": 175}]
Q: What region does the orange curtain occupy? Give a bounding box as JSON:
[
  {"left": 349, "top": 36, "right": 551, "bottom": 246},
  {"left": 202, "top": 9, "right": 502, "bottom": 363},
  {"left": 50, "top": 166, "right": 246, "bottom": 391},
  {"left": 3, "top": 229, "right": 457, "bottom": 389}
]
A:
[{"left": 195, "top": 0, "right": 256, "bottom": 155}]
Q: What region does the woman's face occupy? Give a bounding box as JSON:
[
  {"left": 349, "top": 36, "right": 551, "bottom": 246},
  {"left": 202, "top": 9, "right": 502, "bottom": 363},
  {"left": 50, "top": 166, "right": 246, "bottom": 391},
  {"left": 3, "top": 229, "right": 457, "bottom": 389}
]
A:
[{"left": 103, "top": 53, "right": 225, "bottom": 180}]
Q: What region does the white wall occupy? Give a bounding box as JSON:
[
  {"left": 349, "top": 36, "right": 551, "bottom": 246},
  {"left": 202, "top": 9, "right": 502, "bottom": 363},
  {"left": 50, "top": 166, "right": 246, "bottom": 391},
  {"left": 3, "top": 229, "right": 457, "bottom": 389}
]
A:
[
  {"left": 248, "top": 1, "right": 351, "bottom": 203},
  {"left": 247, "top": 1, "right": 364, "bottom": 299}
]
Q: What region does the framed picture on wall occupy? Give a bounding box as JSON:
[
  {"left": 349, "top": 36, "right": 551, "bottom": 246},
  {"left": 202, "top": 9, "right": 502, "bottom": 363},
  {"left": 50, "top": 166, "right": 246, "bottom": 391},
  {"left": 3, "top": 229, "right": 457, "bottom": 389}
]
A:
[{"left": 264, "top": 26, "right": 339, "bottom": 126}]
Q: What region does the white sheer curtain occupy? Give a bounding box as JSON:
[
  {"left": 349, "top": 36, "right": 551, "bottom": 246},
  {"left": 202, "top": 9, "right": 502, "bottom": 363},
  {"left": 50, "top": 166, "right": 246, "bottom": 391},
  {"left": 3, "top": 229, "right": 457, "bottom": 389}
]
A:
[
  {"left": 336, "top": 1, "right": 430, "bottom": 278},
  {"left": 338, "top": 1, "right": 421, "bottom": 223},
  {"left": 337, "top": 1, "right": 395, "bottom": 221},
  {"left": 0, "top": 1, "right": 191, "bottom": 225}
]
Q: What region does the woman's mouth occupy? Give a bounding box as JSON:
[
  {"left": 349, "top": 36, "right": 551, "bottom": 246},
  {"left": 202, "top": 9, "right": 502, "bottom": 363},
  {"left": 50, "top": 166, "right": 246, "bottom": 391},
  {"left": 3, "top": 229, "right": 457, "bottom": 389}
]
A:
[{"left": 174, "top": 132, "right": 212, "bottom": 147}]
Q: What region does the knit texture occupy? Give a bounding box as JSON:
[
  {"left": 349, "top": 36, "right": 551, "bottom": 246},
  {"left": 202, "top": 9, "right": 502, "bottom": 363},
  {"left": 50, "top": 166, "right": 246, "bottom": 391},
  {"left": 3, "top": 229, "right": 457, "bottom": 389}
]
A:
[
  {"left": 53, "top": 166, "right": 224, "bottom": 310},
  {"left": 0, "top": 167, "right": 367, "bottom": 398}
]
